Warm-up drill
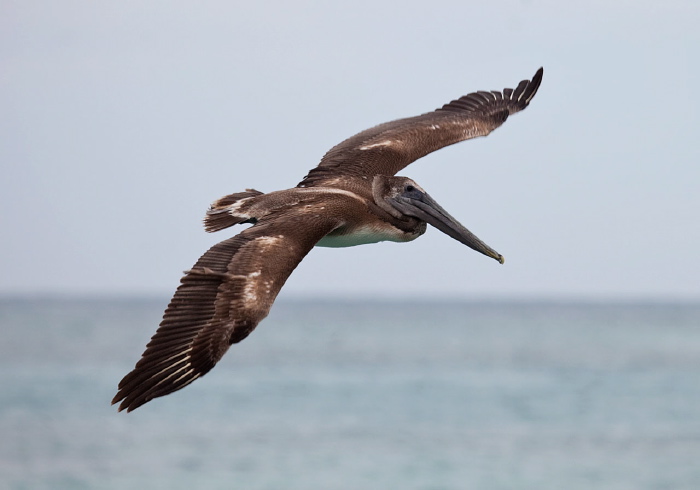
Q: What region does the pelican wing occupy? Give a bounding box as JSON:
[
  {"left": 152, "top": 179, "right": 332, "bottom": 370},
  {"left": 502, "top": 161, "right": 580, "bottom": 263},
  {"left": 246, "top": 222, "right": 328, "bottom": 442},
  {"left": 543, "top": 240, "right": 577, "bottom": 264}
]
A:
[
  {"left": 112, "top": 211, "right": 340, "bottom": 411},
  {"left": 298, "top": 68, "right": 542, "bottom": 187}
]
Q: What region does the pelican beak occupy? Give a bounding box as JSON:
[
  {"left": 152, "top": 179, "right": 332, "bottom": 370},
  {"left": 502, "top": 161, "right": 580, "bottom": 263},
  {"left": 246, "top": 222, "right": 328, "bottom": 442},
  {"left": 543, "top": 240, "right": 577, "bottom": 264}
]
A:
[{"left": 392, "top": 191, "right": 504, "bottom": 264}]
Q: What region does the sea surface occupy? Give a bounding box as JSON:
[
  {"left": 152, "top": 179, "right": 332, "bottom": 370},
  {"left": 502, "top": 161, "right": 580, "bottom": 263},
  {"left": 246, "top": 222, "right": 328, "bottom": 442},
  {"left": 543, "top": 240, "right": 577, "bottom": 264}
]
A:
[{"left": 1, "top": 297, "right": 699, "bottom": 490}]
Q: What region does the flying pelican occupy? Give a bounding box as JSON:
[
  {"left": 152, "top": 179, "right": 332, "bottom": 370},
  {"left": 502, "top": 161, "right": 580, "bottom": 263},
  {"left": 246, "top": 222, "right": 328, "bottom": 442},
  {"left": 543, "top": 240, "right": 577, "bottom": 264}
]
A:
[{"left": 113, "top": 68, "right": 543, "bottom": 411}]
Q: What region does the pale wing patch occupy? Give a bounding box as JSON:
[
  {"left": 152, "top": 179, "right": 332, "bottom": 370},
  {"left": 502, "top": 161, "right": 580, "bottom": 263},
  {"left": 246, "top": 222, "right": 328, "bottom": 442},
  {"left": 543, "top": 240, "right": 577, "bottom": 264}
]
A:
[
  {"left": 359, "top": 140, "right": 394, "bottom": 150},
  {"left": 223, "top": 198, "right": 254, "bottom": 219},
  {"left": 253, "top": 236, "right": 283, "bottom": 247},
  {"left": 242, "top": 270, "right": 262, "bottom": 303},
  {"left": 239, "top": 236, "right": 283, "bottom": 305},
  {"left": 297, "top": 187, "right": 366, "bottom": 204}
]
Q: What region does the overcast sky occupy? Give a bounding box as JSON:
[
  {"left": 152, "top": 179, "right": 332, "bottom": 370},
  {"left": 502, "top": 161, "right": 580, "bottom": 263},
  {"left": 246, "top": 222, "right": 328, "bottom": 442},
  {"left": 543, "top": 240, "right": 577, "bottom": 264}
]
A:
[{"left": 2, "top": 1, "right": 699, "bottom": 300}]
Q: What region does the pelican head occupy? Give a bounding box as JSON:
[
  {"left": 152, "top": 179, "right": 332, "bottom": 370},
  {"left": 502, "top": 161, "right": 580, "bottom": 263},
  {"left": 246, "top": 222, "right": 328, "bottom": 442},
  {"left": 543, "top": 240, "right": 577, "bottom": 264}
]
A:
[{"left": 373, "top": 175, "right": 504, "bottom": 264}]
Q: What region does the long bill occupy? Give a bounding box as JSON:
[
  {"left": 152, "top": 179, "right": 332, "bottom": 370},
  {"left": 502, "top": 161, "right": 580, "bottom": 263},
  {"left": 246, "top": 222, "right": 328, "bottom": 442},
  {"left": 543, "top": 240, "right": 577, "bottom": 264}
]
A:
[{"left": 392, "top": 192, "right": 505, "bottom": 264}]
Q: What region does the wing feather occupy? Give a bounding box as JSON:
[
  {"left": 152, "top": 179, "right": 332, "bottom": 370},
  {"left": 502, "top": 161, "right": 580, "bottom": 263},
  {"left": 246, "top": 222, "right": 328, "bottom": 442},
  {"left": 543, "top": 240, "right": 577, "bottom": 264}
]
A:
[
  {"left": 113, "top": 212, "right": 340, "bottom": 411},
  {"left": 298, "top": 68, "right": 542, "bottom": 187}
]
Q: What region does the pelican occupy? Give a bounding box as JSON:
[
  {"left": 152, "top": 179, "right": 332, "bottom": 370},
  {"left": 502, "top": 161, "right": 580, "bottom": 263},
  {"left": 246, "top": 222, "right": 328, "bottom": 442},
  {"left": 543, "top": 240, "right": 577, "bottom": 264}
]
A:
[{"left": 113, "top": 68, "right": 543, "bottom": 411}]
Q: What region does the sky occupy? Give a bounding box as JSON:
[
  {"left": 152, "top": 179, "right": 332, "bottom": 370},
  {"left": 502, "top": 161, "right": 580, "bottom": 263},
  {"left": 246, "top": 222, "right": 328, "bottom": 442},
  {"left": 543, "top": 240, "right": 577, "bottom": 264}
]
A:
[{"left": 2, "top": 0, "right": 699, "bottom": 300}]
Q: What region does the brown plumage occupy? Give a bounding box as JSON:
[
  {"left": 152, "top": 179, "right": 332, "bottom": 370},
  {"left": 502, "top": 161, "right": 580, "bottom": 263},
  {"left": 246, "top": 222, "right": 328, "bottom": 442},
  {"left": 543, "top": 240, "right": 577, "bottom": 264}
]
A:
[
  {"left": 299, "top": 68, "right": 542, "bottom": 188},
  {"left": 113, "top": 68, "right": 543, "bottom": 411}
]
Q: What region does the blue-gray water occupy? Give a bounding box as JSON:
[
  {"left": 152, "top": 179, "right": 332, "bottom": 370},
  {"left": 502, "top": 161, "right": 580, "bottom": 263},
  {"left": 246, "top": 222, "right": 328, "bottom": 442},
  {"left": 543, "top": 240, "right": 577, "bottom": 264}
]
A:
[{"left": 1, "top": 297, "right": 699, "bottom": 489}]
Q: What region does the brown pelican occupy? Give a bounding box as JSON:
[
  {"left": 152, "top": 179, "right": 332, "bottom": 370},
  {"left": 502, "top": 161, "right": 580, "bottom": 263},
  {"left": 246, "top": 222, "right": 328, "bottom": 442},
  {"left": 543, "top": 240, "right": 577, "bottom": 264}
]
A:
[{"left": 113, "top": 68, "right": 543, "bottom": 411}]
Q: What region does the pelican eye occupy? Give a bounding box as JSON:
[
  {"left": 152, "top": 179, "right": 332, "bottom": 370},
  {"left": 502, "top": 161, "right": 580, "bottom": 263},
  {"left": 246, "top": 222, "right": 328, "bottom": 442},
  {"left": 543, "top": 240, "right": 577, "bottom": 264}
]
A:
[{"left": 405, "top": 185, "right": 415, "bottom": 192}]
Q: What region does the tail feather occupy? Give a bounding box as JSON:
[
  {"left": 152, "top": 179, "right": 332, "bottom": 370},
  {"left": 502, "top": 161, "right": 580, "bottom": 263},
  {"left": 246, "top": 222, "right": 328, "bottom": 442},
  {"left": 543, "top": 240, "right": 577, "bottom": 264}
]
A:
[{"left": 204, "top": 189, "right": 264, "bottom": 233}]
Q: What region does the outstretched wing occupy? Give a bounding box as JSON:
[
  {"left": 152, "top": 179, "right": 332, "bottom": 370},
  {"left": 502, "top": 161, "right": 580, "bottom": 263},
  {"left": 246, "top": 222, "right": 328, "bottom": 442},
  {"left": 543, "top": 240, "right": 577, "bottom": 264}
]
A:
[
  {"left": 298, "top": 68, "right": 543, "bottom": 187},
  {"left": 113, "top": 211, "right": 340, "bottom": 411}
]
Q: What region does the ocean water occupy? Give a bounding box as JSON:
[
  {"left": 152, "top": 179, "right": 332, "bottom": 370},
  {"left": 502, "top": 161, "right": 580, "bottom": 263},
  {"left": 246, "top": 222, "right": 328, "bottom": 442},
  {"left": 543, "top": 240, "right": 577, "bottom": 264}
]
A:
[{"left": 1, "top": 297, "right": 699, "bottom": 490}]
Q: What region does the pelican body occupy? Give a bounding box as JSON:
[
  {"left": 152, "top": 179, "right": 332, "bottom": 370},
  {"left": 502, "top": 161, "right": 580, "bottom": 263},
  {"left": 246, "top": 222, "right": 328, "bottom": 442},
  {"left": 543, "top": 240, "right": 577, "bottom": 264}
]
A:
[{"left": 113, "top": 68, "right": 543, "bottom": 411}]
